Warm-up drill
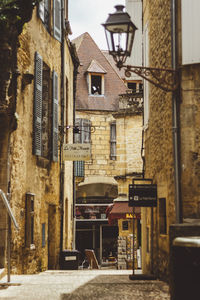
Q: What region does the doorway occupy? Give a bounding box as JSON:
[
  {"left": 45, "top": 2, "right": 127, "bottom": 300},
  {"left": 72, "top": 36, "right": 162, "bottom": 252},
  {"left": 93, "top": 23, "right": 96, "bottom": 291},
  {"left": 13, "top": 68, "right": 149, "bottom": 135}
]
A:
[{"left": 48, "top": 204, "right": 56, "bottom": 269}]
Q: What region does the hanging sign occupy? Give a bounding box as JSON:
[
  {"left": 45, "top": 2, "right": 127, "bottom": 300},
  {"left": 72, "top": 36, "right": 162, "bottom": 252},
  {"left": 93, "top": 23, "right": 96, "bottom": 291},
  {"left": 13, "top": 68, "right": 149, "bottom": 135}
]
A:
[
  {"left": 63, "top": 143, "right": 91, "bottom": 161},
  {"left": 129, "top": 184, "right": 157, "bottom": 207}
]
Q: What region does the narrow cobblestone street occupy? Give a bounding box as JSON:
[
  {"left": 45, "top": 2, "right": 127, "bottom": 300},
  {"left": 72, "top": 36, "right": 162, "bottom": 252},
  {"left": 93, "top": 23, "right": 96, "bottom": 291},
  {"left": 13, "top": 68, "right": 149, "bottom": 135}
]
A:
[{"left": 0, "top": 270, "right": 170, "bottom": 300}]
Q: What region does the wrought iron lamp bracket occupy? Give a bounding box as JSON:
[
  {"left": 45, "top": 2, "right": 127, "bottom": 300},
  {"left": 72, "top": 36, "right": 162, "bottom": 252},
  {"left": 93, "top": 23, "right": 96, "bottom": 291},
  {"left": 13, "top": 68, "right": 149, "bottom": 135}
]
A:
[{"left": 123, "top": 64, "right": 179, "bottom": 92}]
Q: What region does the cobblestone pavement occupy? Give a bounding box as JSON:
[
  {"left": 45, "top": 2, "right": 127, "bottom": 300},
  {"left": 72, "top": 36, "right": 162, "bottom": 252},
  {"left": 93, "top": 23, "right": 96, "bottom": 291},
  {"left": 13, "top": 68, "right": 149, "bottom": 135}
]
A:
[{"left": 0, "top": 270, "right": 170, "bottom": 300}]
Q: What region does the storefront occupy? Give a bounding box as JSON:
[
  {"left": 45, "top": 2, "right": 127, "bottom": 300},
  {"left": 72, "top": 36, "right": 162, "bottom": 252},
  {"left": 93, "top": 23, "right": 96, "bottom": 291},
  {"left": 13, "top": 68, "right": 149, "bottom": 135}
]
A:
[
  {"left": 75, "top": 177, "right": 118, "bottom": 266},
  {"left": 106, "top": 194, "right": 141, "bottom": 269}
]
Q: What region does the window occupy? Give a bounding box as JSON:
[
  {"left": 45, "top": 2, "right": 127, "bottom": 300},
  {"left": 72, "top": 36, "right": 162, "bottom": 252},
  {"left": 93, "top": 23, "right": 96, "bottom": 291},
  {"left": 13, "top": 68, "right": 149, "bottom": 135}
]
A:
[
  {"left": 110, "top": 122, "right": 116, "bottom": 160},
  {"left": 42, "top": 62, "right": 51, "bottom": 159},
  {"left": 74, "top": 119, "right": 91, "bottom": 144},
  {"left": 75, "top": 204, "right": 109, "bottom": 221},
  {"left": 33, "top": 52, "right": 58, "bottom": 162},
  {"left": 128, "top": 82, "right": 137, "bottom": 92},
  {"left": 88, "top": 73, "right": 104, "bottom": 96},
  {"left": 159, "top": 198, "right": 167, "bottom": 234},
  {"left": 181, "top": 0, "right": 200, "bottom": 65},
  {"left": 53, "top": 0, "right": 62, "bottom": 42},
  {"left": 91, "top": 75, "right": 102, "bottom": 95},
  {"left": 25, "top": 193, "right": 35, "bottom": 247},
  {"left": 74, "top": 161, "right": 85, "bottom": 177},
  {"left": 122, "top": 221, "right": 129, "bottom": 231}
]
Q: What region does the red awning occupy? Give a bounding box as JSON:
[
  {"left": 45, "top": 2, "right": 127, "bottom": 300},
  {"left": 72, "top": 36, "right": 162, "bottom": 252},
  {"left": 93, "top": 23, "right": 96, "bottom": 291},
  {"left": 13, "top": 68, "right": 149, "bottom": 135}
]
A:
[{"left": 106, "top": 201, "right": 141, "bottom": 225}]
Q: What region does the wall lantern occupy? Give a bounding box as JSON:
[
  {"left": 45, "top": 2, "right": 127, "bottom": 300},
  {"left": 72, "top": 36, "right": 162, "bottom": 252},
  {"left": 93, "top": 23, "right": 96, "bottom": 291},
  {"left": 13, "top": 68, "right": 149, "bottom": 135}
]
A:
[
  {"left": 102, "top": 5, "right": 137, "bottom": 69},
  {"left": 102, "top": 5, "right": 179, "bottom": 92}
]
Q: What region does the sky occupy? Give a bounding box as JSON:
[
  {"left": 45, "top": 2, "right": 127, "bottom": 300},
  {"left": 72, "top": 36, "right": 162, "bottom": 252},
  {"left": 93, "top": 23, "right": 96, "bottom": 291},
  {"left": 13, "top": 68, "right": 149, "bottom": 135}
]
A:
[{"left": 68, "top": 0, "right": 125, "bottom": 50}]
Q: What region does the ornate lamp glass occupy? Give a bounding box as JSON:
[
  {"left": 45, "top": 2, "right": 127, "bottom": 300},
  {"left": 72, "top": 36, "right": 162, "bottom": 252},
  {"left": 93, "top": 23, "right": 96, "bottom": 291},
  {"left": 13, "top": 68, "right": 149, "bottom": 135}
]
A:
[{"left": 102, "top": 5, "right": 137, "bottom": 69}]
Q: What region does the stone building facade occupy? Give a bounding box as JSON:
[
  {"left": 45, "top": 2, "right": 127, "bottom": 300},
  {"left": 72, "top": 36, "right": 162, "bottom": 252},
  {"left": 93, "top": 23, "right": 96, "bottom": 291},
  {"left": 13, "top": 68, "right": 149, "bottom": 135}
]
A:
[
  {"left": 0, "top": 0, "right": 76, "bottom": 274},
  {"left": 72, "top": 32, "right": 143, "bottom": 265},
  {"left": 139, "top": 0, "right": 200, "bottom": 281}
]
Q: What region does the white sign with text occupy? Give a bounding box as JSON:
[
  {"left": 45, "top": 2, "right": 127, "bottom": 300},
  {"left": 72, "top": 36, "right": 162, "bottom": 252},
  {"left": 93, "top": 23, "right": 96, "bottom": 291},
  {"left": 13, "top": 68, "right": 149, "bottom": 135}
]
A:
[{"left": 63, "top": 143, "right": 91, "bottom": 161}]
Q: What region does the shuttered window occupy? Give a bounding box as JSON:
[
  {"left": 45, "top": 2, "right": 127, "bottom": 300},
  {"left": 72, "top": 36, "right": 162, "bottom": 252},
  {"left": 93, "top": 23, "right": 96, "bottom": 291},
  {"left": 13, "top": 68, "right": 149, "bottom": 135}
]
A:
[
  {"left": 38, "top": 0, "right": 50, "bottom": 30},
  {"left": 74, "top": 119, "right": 91, "bottom": 143},
  {"left": 181, "top": 0, "right": 200, "bottom": 65},
  {"left": 33, "top": 52, "right": 58, "bottom": 162},
  {"left": 74, "top": 161, "right": 85, "bottom": 177},
  {"left": 74, "top": 118, "right": 91, "bottom": 178},
  {"left": 53, "top": 0, "right": 62, "bottom": 42},
  {"left": 33, "top": 52, "right": 43, "bottom": 156},
  {"left": 52, "top": 71, "right": 59, "bottom": 162},
  {"left": 110, "top": 122, "right": 116, "bottom": 160}
]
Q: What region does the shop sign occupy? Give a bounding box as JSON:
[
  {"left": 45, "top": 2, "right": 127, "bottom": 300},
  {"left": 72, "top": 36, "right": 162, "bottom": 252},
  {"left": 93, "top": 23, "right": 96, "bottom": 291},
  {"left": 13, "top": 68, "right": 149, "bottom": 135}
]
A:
[
  {"left": 126, "top": 213, "right": 134, "bottom": 218},
  {"left": 63, "top": 143, "right": 91, "bottom": 161},
  {"left": 129, "top": 184, "right": 157, "bottom": 207}
]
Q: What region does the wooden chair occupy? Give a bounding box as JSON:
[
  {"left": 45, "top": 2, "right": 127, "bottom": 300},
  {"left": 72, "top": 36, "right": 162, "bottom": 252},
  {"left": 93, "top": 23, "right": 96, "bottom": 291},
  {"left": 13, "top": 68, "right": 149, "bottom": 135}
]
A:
[{"left": 85, "top": 249, "right": 100, "bottom": 269}]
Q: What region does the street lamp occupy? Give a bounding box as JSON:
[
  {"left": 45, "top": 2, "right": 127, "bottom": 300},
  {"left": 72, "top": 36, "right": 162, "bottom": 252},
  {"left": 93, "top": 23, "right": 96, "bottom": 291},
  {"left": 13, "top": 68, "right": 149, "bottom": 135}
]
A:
[{"left": 102, "top": 5, "right": 179, "bottom": 92}]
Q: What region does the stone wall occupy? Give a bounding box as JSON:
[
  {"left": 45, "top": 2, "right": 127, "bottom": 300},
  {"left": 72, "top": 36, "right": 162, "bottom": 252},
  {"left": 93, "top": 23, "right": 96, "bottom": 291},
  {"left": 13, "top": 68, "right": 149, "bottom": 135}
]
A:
[
  {"left": 142, "top": 0, "right": 176, "bottom": 280},
  {"left": 5, "top": 5, "right": 74, "bottom": 274},
  {"left": 180, "top": 64, "right": 200, "bottom": 219}
]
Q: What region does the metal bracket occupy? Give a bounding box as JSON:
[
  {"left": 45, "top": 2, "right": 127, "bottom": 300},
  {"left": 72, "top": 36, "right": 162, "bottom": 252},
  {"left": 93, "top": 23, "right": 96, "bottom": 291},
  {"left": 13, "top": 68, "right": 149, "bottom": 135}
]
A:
[{"left": 123, "top": 65, "right": 179, "bottom": 92}]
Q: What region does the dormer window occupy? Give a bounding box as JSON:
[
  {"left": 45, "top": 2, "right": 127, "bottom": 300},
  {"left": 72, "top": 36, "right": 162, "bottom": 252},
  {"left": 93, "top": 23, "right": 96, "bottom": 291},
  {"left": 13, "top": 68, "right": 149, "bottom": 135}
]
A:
[
  {"left": 86, "top": 60, "right": 107, "bottom": 96},
  {"left": 91, "top": 74, "right": 102, "bottom": 95}
]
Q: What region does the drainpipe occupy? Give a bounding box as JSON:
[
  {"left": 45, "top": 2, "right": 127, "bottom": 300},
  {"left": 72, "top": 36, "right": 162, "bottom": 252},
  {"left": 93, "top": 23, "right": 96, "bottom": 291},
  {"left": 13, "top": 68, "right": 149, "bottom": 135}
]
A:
[
  {"left": 171, "top": 0, "right": 182, "bottom": 223},
  {"left": 72, "top": 51, "right": 79, "bottom": 250},
  {"left": 59, "top": 0, "right": 65, "bottom": 254}
]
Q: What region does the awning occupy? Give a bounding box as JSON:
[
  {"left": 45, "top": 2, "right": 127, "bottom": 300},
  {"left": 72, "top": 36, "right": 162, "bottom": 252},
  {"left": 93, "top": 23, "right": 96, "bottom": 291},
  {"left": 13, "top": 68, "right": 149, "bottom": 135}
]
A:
[
  {"left": 106, "top": 201, "right": 141, "bottom": 225},
  {"left": 77, "top": 176, "right": 118, "bottom": 198}
]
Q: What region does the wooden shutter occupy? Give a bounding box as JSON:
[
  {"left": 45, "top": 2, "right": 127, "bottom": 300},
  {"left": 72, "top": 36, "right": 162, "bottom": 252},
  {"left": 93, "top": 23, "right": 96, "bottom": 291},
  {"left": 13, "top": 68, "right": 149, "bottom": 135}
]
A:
[
  {"left": 33, "top": 52, "right": 43, "bottom": 156},
  {"left": 74, "top": 161, "right": 85, "bottom": 177},
  {"left": 82, "top": 119, "right": 91, "bottom": 143},
  {"left": 110, "top": 122, "right": 116, "bottom": 160},
  {"left": 38, "top": 0, "right": 45, "bottom": 22},
  {"left": 181, "top": 0, "right": 200, "bottom": 65},
  {"left": 74, "top": 118, "right": 81, "bottom": 143},
  {"left": 53, "top": 0, "right": 61, "bottom": 42},
  {"left": 52, "top": 71, "right": 59, "bottom": 162}
]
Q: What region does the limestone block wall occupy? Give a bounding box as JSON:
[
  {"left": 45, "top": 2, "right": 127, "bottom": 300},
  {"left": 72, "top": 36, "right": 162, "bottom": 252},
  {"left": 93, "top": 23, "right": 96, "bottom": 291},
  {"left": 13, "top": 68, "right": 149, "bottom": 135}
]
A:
[
  {"left": 180, "top": 65, "right": 200, "bottom": 219},
  {"left": 77, "top": 111, "right": 117, "bottom": 178},
  {"left": 142, "top": 0, "right": 176, "bottom": 280},
  {"left": 6, "top": 6, "right": 74, "bottom": 274}
]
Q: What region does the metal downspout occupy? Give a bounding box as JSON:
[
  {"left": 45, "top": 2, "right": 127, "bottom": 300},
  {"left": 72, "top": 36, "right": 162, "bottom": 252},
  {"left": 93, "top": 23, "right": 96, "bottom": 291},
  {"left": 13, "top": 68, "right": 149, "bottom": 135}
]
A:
[
  {"left": 60, "top": 0, "right": 65, "bottom": 254},
  {"left": 171, "top": 0, "right": 182, "bottom": 223}
]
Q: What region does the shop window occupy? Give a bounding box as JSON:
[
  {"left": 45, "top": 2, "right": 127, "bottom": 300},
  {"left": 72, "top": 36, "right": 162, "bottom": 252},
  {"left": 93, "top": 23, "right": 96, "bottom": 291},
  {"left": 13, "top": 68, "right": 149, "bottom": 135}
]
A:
[
  {"left": 159, "top": 198, "right": 167, "bottom": 234},
  {"left": 25, "top": 193, "right": 35, "bottom": 248},
  {"left": 122, "top": 221, "right": 129, "bottom": 231},
  {"left": 110, "top": 122, "right": 116, "bottom": 160},
  {"left": 75, "top": 205, "right": 109, "bottom": 220}
]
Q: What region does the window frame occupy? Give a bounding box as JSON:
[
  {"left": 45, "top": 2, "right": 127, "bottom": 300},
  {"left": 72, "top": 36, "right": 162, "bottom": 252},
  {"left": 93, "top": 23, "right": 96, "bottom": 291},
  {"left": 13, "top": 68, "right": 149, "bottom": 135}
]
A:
[
  {"left": 110, "top": 121, "right": 116, "bottom": 160},
  {"left": 88, "top": 73, "right": 105, "bottom": 96}
]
